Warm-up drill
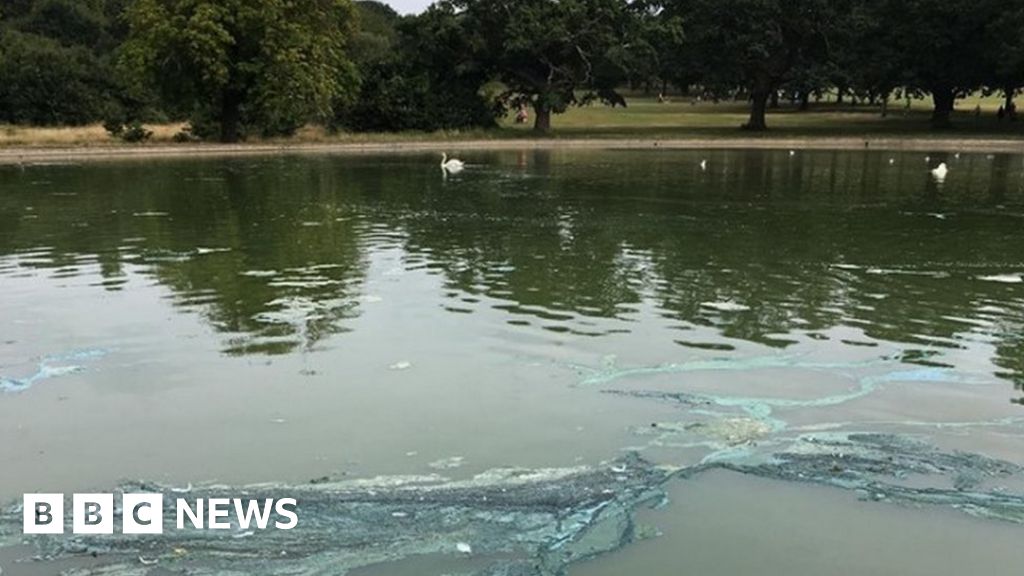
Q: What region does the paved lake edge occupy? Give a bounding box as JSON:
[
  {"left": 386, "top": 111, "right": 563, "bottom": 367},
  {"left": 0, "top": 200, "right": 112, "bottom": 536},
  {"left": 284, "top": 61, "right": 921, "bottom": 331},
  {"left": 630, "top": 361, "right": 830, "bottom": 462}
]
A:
[{"left": 1, "top": 136, "right": 1024, "bottom": 164}]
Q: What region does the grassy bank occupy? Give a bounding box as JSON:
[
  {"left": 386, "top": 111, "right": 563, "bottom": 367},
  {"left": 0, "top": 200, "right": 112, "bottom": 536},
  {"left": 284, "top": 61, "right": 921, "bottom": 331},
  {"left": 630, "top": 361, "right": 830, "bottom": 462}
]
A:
[{"left": 2, "top": 96, "right": 1024, "bottom": 153}]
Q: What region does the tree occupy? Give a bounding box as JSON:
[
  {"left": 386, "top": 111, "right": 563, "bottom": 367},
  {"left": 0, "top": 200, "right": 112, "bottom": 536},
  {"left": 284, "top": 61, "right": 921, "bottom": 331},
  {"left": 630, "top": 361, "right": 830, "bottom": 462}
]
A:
[
  {"left": 0, "top": 29, "right": 110, "bottom": 124},
  {"left": 834, "top": 0, "right": 901, "bottom": 116},
  {"left": 984, "top": 3, "right": 1024, "bottom": 112},
  {"left": 120, "top": 0, "right": 359, "bottom": 142},
  {"left": 336, "top": 1, "right": 497, "bottom": 131},
  {"left": 874, "top": 0, "right": 995, "bottom": 128},
  {"left": 663, "top": 0, "right": 838, "bottom": 130},
  {"left": 458, "top": 0, "right": 637, "bottom": 133},
  {"left": 0, "top": 0, "right": 125, "bottom": 126},
  {"left": 348, "top": 0, "right": 400, "bottom": 65},
  {"left": 623, "top": 1, "right": 684, "bottom": 95}
]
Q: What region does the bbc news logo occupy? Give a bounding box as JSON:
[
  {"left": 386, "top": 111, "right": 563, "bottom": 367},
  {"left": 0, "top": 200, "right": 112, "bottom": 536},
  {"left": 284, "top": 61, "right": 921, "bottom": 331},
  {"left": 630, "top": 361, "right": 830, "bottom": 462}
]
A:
[{"left": 23, "top": 493, "right": 298, "bottom": 535}]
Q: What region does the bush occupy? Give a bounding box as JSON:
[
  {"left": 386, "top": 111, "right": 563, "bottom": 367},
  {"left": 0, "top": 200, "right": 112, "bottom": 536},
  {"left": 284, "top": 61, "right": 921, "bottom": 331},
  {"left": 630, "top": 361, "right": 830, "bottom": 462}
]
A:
[
  {"left": 120, "top": 122, "right": 152, "bottom": 142},
  {"left": 0, "top": 29, "right": 112, "bottom": 125},
  {"left": 172, "top": 130, "right": 200, "bottom": 143},
  {"left": 103, "top": 117, "right": 125, "bottom": 137},
  {"left": 336, "top": 58, "right": 497, "bottom": 132},
  {"left": 105, "top": 119, "right": 151, "bottom": 142}
]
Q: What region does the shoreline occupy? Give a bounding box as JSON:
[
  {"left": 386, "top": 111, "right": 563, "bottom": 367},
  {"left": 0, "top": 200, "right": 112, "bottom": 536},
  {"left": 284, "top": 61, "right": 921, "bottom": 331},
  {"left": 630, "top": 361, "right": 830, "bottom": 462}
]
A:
[{"left": 1, "top": 135, "right": 1023, "bottom": 163}]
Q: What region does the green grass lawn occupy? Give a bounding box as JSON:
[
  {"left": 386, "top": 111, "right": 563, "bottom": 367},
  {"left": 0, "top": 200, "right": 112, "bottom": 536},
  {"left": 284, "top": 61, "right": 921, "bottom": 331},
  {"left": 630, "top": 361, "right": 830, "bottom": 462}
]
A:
[
  {"left": 5, "top": 94, "right": 1024, "bottom": 149},
  {"left": 496, "top": 94, "right": 1024, "bottom": 140}
]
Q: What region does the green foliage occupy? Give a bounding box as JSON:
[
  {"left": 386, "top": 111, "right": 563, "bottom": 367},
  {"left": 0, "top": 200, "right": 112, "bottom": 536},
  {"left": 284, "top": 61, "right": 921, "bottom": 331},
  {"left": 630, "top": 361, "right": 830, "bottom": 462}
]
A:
[
  {"left": 335, "top": 2, "right": 498, "bottom": 132},
  {"left": 349, "top": 0, "right": 399, "bottom": 64},
  {"left": 627, "top": 2, "right": 687, "bottom": 92},
  {"left": 120, "top": 0, "right": 360, "bottom": 142},
  {"left": 1, "top": 0, "right": 1023, "bottom": 136},
  {"left": 119, "top": 121, "right": 152, "bottom": 142},
  {"left": 18, "top": 0, "right": 109, "bottom": 48},
  {"left": 985, "top": 4, "right": 1024, "bottom": 102},
  {"left": 0, "top": 28, "right": 110, "bottom": 125},
  {"left": 456, "top": 0, "right": 638, "bottom": 132},
  {"left": 662, "top": 0, "right": 838, "bottom": 129},
  {"left": 104, "top": 117, "right": 152, "bottom": 142},
  {"left": 0, "top": 0, "right": 130, "bottom": 126}
]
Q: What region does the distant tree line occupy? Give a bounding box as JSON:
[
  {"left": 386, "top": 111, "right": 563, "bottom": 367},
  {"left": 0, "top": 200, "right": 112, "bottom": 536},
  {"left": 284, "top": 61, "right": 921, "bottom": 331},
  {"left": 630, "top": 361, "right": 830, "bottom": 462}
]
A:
[{"left": 1, "top": 0, "right": 1022, "bottom": 140}]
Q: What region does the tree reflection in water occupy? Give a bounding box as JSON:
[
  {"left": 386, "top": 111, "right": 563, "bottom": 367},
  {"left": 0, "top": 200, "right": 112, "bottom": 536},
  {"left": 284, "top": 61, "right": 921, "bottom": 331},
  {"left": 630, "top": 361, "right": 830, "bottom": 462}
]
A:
[{"left": 0, "top": 149, "right": 1021, "bottom": 398}]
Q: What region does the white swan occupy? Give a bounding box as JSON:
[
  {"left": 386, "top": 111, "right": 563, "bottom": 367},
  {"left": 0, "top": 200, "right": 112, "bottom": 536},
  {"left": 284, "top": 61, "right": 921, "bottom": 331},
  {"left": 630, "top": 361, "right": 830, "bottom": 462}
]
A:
[
  {"left": 441, "top": 153, "right": 465, "bottom": 173},
  {"left": 699, "top": 159, "right": 707, "bottom": 171},
  {"left": 931, "top": 162, "right": 948, "bottom": 181}
]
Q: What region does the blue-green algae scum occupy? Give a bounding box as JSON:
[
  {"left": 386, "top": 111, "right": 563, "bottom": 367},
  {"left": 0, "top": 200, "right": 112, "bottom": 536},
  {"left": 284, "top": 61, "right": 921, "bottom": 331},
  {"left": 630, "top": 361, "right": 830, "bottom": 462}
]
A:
[{"left": 1, "top": 149, "right": 1023, "bottom": 575}]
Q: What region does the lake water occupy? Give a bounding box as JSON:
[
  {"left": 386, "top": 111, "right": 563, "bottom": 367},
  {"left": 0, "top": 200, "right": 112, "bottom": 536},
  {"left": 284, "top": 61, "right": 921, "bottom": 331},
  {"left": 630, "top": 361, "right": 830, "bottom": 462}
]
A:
[{"left": 1, "top": 149, "right": 1023, "bottom": 574}]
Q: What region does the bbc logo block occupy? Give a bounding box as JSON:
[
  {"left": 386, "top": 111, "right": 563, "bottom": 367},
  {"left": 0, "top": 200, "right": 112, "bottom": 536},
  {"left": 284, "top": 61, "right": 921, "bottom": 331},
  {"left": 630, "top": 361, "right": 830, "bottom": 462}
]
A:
[
  {"left": 23, "top": 494, "right": 64, "bottom": 534},
  {"left": 23, "top": 493, "right": 296, "bottom": 535},
  {"left": 24, "top": 493, "right": 165, "bottom": 535}
]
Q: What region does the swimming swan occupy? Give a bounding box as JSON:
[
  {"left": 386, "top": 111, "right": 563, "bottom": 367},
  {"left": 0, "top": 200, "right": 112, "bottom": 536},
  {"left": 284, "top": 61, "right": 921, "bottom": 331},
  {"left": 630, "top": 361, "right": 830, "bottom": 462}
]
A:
[
  {"left": 931, "top": 162, "right": 948, "bottom": 181},
  {"left": 441, "top": 153, "right": 465, "bottom": 173}
]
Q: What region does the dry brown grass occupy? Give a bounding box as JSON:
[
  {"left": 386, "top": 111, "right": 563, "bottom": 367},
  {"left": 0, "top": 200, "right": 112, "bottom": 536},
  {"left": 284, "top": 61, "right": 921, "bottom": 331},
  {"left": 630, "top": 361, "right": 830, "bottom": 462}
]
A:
[{"left": 0, "top": 123, "right": 187, "bottom": 147}]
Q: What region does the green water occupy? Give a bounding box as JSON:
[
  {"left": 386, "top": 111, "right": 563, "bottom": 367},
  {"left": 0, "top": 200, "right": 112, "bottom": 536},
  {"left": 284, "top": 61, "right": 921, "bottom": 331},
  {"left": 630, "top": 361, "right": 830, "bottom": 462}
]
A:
[{"left": 1, "top": 148, "right": 1023, "bottom": 573}]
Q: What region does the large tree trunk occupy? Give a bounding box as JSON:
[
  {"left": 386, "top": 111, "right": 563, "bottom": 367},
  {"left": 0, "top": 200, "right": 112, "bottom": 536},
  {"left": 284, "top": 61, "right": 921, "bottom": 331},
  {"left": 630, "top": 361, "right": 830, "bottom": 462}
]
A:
[
  {"left": 798, "top": 91, "right": 810, "bottom": 111},
  {"left": 744, "top": 88, "right": 770, "bottom": 131},
  {"left": 1005, "top": 87, "right": 1015, "bottom": 111},
  {"left": 769, "top": 90, "right": 780, "bottom": 108},
  {"left": 533, "top": 101, "right": 552, "bottom": 133},
  {"left": 219, "top": 90, "right": 242, "bottom": 143},
  {"left": 930, "top": 87, "right": 954, "bottom": 129},
  {"left": 836, "top": 87, "right": 845, "bottom": 104}
]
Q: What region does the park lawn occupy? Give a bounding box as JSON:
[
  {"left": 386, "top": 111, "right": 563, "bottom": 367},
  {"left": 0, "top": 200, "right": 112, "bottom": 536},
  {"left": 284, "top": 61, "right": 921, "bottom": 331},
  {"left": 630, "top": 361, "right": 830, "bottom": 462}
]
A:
[
  {"left": 3, "top": 95, "right": 1024, "bottom": 148},
  {"left": 498, "top": 95, "right": 1024, "bottom": 139}
]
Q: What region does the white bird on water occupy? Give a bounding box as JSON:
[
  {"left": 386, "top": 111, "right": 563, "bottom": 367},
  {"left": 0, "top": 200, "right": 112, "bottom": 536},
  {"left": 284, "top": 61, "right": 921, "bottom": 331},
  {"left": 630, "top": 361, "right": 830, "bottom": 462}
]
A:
[
  {"left": 931, "top": 162, "right": 949, "bottom": 181},
  {"left": 700, "top": 159, "right": 707, "bottom": 171},
  {"left": 440, "top": 153, "right": 465, "bottom": 173},
  {"left": 789, "top": 150, "right": 796, "bottom": 157},
  {"left": 888, "top": 158, "right": 895, "bottom": 165}
]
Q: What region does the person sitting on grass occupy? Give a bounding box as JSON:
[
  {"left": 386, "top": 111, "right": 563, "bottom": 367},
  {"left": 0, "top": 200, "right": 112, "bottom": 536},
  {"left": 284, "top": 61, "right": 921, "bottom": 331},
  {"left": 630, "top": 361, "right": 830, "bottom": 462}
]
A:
[{"left": 515, "top": 104, "right": 529, "bottom": 124}]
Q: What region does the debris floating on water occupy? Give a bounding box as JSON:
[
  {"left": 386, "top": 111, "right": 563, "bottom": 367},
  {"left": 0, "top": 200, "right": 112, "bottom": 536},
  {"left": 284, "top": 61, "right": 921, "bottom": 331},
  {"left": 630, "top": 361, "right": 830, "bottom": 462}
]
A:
[
  {"left": 169, "top": 483, "right": 193, "bottom": 494},
  {"left": 195, "top": 247, "right": 232, "bottom": 255},
  {"left": 0, "top": 454, "right": 669, "bottom": 576},
  {"left": 700, "top": 301, "right": 751, "bottom": 312},
  {"left": 428, "top": 456, "right": 465, "bottom": 470},
  {"left": 0, "top": 349, "right": 107, "bottom": 393},
  {"left": 977, "top": 273, "right": 1023, "bottom": 284},
  {"left": 4, "top": 437, "right": 1022, "bottom": 576}
]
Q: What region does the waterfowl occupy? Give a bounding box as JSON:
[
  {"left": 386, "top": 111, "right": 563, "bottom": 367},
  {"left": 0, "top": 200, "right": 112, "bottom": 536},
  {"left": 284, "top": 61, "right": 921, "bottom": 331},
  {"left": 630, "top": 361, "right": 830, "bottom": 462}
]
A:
[{"left": 441, "top": 153, "right": 465, "bottom": 173}]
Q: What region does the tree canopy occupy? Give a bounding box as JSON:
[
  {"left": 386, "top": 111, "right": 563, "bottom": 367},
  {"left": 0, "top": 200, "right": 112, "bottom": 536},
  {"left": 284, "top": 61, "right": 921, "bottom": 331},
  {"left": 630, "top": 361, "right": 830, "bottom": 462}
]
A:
[
  {"left": 0, "top": 0, "right": 125, "bottom": 125},
  {"left": 661, "top": 0, "right": 838, "bottom": 130},
  {"left": 2, "top": 0, "right": 1024, "bottom": 135},
  {"left": 458, "top": 0, "right": 637, "bottom": 132},
  {"left": 120, "top": 0, "right": 359, "bottom": 141}
]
